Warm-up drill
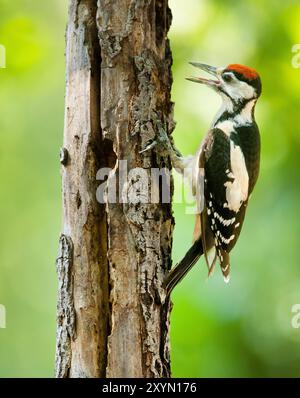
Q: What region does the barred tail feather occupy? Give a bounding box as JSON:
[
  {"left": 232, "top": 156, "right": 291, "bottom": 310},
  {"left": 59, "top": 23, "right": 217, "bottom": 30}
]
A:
[
  {"left": 220, "top": 250, "right": 230, "bottom": 283},
  {"left": 163, "top": 239, "right": 203, "bottom": 296}
]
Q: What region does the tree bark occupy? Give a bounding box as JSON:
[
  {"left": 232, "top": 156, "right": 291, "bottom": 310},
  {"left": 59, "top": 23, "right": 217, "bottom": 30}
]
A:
[{"left": 56, "top": 0, "right": 174, "bottom": 378}]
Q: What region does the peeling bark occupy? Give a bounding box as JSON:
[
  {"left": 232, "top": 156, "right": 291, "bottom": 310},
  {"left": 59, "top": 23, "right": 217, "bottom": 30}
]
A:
[
  {"left": 55, "top": 0, "right": 109, "bottom": 378},
  {"left": 56, "top": 0, "right": 174, "bottom": 378}
]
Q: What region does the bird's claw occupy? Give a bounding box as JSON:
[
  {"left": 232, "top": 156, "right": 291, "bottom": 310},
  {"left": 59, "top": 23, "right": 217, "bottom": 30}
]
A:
[
  {"left": 139, "top": 140, "right": 158, "bottom": 154},
  {"left": 140, "top": 116, "right": 173, "bottom": 156}
]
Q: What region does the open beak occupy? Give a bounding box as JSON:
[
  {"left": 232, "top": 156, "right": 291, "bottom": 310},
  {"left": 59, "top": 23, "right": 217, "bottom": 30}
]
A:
[{"left": 186, "top": 62, "right": 220, "bottom": 88}]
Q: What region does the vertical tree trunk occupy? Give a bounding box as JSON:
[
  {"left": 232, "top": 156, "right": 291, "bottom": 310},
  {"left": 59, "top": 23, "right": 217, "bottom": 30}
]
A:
[
  {"left": 55, "top": 0, "right": 109, "bottom": 378},
  {"left": 56, "top": 0, "right": 174, "bottom": 378}
]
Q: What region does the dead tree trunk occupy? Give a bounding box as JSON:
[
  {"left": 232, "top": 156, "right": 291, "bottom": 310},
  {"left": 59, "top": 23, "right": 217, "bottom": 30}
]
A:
[{"left": 56, "top": 0, "right": 174, "bottom": 378}]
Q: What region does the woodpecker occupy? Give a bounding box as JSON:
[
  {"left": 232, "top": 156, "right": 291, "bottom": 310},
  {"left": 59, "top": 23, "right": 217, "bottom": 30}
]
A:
[{"left": 141, "top": 62, "right": 261, "bottom": 296}]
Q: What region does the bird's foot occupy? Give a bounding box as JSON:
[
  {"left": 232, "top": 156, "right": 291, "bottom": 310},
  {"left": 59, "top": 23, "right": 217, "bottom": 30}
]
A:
[
  {"left": 139, "top": 139, "right": 158, "bottom": 154},
  {"left": 140, "top": 116, "right": 177, "bottom": 158}
]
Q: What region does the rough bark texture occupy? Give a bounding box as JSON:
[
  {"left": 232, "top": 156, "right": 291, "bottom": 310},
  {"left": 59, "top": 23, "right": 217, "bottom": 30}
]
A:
[
  {"left": 55, "top": 0, "right": 109, "bottom": 378},
  {"left": 56, "top": 0, "right": 174, "bottom": 378}
]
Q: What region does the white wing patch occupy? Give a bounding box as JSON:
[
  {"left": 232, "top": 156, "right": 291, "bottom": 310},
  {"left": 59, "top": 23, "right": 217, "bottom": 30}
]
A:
[
  {"left": 214, "top": 120, "right": 234, "bottom": 136},
  {"left": 224, "top": 141, "right": 249, "bottom": 212}
]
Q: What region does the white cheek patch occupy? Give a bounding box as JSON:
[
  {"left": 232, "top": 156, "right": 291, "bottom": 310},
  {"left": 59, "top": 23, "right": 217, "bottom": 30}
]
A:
[
  {"left": 224, "top": 141, "right": 249, "bottom": 212},
  {"left": 226, "top": 81, "right": 255, "bottom": 101}
]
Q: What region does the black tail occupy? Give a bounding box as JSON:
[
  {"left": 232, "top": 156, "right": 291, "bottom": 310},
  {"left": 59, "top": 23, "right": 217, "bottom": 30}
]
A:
[{"left": 163, "top": 239, "right": 203, "bottom": 297}]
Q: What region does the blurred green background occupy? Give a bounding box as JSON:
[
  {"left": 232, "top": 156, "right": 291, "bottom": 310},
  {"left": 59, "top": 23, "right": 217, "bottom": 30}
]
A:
[{"left": 0, "top": 0, "right": 300, "bottom": 377}]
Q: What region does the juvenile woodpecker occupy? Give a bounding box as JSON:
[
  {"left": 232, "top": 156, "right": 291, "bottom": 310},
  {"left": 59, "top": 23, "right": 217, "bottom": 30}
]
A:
[{"left": 142, "top": 62, "right": 261, "bottom": 295}]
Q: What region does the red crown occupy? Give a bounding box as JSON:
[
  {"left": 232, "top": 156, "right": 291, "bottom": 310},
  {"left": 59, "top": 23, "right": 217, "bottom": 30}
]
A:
[{"left": 226, "top": 64, "right": 259, "bottom": 80}]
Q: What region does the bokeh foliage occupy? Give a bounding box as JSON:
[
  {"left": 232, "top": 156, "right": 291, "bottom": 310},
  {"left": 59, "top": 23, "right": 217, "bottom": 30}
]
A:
[{"left": 0, "top": 0, "right": 299, "bottom": 377}]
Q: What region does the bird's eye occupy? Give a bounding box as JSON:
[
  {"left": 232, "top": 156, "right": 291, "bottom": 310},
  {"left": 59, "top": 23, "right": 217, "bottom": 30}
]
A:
[{"left": 223, "top": 74, "right": 232, "bottom": 83}]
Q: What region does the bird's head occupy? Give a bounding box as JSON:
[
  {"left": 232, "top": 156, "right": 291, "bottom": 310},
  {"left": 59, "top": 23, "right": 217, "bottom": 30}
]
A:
[{"left": 187, "top": 62, "right": 262, "bottom": 106}]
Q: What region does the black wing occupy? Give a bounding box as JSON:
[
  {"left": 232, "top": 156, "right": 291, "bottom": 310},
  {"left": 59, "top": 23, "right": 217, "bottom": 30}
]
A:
[{"left": 203, "top": 128, "right": 248, "bottom": 280}]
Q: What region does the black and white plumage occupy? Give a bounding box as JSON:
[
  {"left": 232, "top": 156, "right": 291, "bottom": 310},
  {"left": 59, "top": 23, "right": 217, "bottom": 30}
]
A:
[
  {"left": 202, "top": 120, "right": 260, "bottom": 281},
  {"left": 161, "top": 62, "right": 262, "bottom": 295}
]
